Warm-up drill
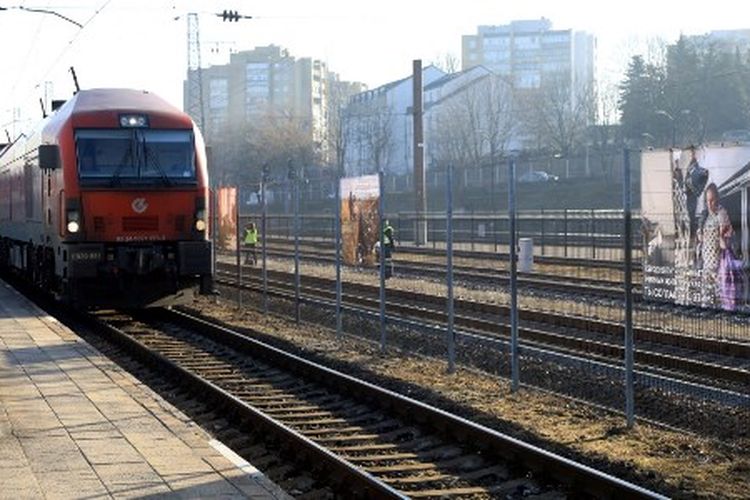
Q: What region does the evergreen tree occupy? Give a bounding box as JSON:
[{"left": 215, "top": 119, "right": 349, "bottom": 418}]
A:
[
  {"left": 696, "top": 46, "right": 749, "bottom": 139},
  {"left": 619, "top": 55, "right": 666, "bottom": 144},
  {"left": 618, "top": 36, "right": 750, "bottom": 146}
]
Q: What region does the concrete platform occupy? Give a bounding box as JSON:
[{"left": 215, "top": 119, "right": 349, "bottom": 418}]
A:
[{"left": 0, "top": 280, "right": 290, "bottom": 499}]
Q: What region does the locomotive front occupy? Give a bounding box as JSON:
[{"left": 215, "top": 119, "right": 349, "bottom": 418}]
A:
[{"left": 43, "top": 89, "right": 213, "bottom": 307}]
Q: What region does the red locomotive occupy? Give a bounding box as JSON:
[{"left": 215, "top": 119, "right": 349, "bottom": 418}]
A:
[{"left": 0, "top": 88, "right": 213, "bottom": 307}]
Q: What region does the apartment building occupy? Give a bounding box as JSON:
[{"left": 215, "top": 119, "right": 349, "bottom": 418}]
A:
[
  {"left": 185, "top": 45, "right": 362, "bottom": 160},
  {"left": 342, "top": 65, "right": 517, "bottom": 176},
  {"left": 462, "top": 18, "right": 595, "bottom": 96},
  {"left": 342, "top": 66, "right": 447, "bottom": 176}
]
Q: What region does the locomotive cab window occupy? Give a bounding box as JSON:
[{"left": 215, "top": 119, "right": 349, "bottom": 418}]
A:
[
  {"left": 76, "top": 130, "right": 135, "bottom": 180},
  {"left": 75, "top": 129, "right": 195, "bottom": 186},
  {"left": 141, "top": 130, "right": 195, "bottom": 182}
]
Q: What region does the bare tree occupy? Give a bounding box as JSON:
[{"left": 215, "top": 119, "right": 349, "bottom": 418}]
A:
[
  {"left": 326, "top": 79, "right": 356, "bottom": 174},
  {"left": 430, "top": 52, "right": 460, "bottom": 73},
  {"left": 589, "top": 80, "right": 623, "bottom": 177},
  {"left": 206, "top": 124, "right": 250, "bottom": 186},
  {"left": 429, "top": 74, "right": 517, "bottom": 169},
  {"left": 521, "top": 73, "right": 595, "bottom": 157},
  {"left": 343, "top": 96, "right": 395, "bottom": 175},
  {"left": 241, "top": 106, "right": 317, "bottom": 183}
]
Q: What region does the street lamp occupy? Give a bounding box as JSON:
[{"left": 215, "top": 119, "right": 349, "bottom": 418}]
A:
[
  {"left": 654, "top": 109, "right": 691, "bottom": 147},
  {"left": 553, "top": 152, "right": 570, "bottom": 178},
  {"left": 641, "top": 132, "right": 656, "bottom": 149}
]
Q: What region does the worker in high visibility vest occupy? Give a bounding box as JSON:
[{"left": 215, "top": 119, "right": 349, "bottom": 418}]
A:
[
  {"left": 244, "top": 222, "right": 258, "bottom": 265},
  {"left": 383, "top": 220, "right": 395, "bottom": 256},
  {"left": 382, "top": 219, "right": 395, "bottom": 278}
]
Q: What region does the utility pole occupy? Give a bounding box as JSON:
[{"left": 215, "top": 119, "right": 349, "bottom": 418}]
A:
[
  {"left": 413, "top": 60, "right": 427, "bottom": 246},
  {"left": 185, "top": 10, "right": 252, "bottom": 137},
  {"left": 186, "top": 13, "right": 205, "bottom": 133}
]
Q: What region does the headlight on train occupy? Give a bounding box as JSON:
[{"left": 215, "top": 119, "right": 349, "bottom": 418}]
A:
[
  {"left": 66, "top": 210, "right": 81, "bottom": 233},
  {"left": 195, "top": 209, "right": 206, "bottom": 232},
  {"left": 119, "top": 114, "right": 149, "bottom": 128}
]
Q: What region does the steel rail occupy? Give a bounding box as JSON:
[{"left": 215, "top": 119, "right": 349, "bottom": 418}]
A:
[
  {"left": 258, "top": 235, "right": 643, "bottom": 271},
  {"left": 162, "top": 308, "right": 666, "bottom": 499},
  {"left": 77, "top": 310, "right": 406, "bottom": 499},
  {"left": 218, "top": 264, "right": 750, "bottom": 387},
  {"left": 225, "top": 248, "right": 637, "bottom": 299}
]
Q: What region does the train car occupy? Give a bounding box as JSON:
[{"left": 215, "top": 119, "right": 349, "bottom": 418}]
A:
[{"left": 0, "top": 88, "right": 213, "bottom": 308}]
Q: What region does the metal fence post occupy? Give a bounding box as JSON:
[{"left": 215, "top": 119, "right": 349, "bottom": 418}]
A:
[
  {"left": 564, "top": 208, "right": 569, "bottom": 258},
  {"left": 236, "top": 187, "right": 242, "bottom": 309},
  {"left": 540, "top": 208, "right": 545, "bottom": 256},
  {"left": 623, "top": 149, "right": 635, "bottom": 427},
  {"left": 292, "top": 163, "right": 301, "bottom": 325},
  {"left": 591, "top": 208, "right": 596, "bottom": 260},
  {"left": 446, "top": 164, "right": 455, "bottom": 373},
  {"left": 378, "top": 169, "right": 387, "bottom": 352},
  {"left": 494, "top": 214, "right": 498, "bottom": 253},
  {"left": 261, "top": 173, "right": 268, "bottom": 314},
  {"left": 471, "top": 210, "right": 475, "bottom": 252},
  {"left": 335, "top": 170, "right": 343, "bottom": 340},
  {"left": 211, "top": 187, "right": 218, "bottom": 304},
  {"left": 432, "top": 214, "right": 437, "bottom": 249},
  {"left": 509, "top": 158, "right": 519, "bottom": 392}
]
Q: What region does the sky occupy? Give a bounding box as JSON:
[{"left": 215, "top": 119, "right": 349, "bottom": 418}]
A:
[{"left": 1, "top": 0, "right": 748, "bottom": 136}]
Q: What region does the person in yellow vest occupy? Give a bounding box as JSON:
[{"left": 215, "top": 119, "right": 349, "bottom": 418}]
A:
[
  {"left": 383, "top": 220, "right": 395, "bottom": 257},
  {"left": 382, "top": 219, "right": 395, "bottom": 279},
  {"left": 244, "top": 222, "right": 258, "bottom": 265}
]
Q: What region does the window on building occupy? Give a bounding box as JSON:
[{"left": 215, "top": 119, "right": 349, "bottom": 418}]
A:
[
  {"left": 516, "top": 72, "right": 541, "bottom": 89},
  {"left": 209, "top": 79, "right": 228, "bottom": 110},
  {"left": 247, "top": 62, "right": 269, "bottom": 80}
]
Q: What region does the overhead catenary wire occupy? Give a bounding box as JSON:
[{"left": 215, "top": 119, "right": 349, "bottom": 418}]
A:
[
  {"left": 7, "top": 7, "right": 46, "bottom": 105},
  {"left": 36, "top": 0, "right": 113, "bottom": 81},
  {"left": 11, "top": 5, "right": 82, "bottom": 27},
  {"left": 7, "top": 0, "right": 114, "bottom": 126}
]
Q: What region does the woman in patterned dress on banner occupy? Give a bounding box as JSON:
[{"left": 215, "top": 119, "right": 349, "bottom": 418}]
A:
[{"left": 698, "top": 183, "right": 743, "bottom": 310}]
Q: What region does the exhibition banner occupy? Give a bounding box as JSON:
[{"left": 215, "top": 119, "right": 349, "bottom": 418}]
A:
[
  {"left": 340, "top": 175, "right": 380, "bottom": 266},
  {"left": 641, "top": 145, "right": 750, "bottom": 311}
]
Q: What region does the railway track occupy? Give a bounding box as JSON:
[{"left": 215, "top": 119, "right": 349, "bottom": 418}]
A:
[
  {"left": 259, "top": 236, "right": 643, "bottom": 271},
  {"left": 216, "top": 263, "right": 750, "bottom": 394},
  {"left": 227, "top": 242, "right": 641, "bottom": 299},
  {"left": 74, "top": 306, "right": 663, "bottom": 498}
]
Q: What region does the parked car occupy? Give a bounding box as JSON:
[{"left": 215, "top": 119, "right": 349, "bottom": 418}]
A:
[{"left": 518, "top": 170, "right": 559, "bottom": 183}]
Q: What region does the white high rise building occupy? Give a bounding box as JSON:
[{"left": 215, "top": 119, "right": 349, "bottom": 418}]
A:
[{"left": 462, "top": 19, "right": 595, "bottom": 95}]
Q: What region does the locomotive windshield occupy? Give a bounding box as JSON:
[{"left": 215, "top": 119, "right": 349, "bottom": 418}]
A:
[{"left": 75, "top": 129, "right": 195, "bottom": 186}]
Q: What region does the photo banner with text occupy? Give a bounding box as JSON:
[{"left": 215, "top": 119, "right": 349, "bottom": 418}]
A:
[
  {"left": 641, "top": 145, "right": 750, "bottom": 312},
  {"left": 340, "top": 175, "right": 380, "bottom": 266},
  {"left": 216, "top": 186, "right": 238, "bottom": 252}
]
